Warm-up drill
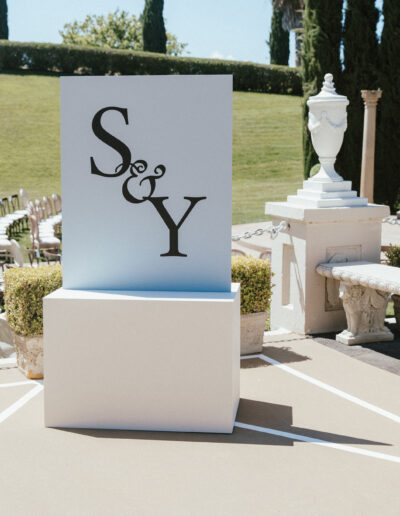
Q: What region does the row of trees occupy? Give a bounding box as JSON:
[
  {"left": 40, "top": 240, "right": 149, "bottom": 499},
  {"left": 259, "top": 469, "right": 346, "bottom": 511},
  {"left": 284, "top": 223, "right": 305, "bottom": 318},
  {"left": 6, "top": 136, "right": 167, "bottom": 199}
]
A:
[
  {"left": 302, "top": 0, "right": 400, "bottom": 209},
  {"left": 0, "top": 0, "right": 186, "bottom": 56}
]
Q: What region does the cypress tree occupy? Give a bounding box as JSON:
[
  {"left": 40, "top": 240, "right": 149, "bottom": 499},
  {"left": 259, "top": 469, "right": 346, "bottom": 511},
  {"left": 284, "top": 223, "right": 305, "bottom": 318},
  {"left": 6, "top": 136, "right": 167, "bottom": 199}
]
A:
[
  {"left": 338, "top": 0, "right": 379, "bottom": 193},
  {"left": 0, "top": 0, "right": 8, "bottom": 40},
  {"left": 269, "top": 7, "right": 289, "bottom": 66},
  {"left": 375, "top": 0, "right": 400, "bottom": 209},
  {"left": 142, "top": 0, "right": 167, "bottom": 54},
  {"left": 301, "top": 0, "right": 343, "bottom": 178}
]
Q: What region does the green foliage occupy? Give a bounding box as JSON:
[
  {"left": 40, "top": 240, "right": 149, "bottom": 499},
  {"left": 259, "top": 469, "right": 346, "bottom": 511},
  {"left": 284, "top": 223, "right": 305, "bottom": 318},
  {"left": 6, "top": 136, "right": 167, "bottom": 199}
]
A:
[
  {"left": 231, "top": 256, "right": 273, "bottom": 314},
  {"left": 142, "top": 0, "right": 167, "bottom": 54},
  {"left": 0, "top": 41, "right": 302, "bottom": 95},
  {"left": 301, "top": 0, "right": 343, "bottom": 179},
  {"left": 60, "top": 9, "right": 186, "bottom": 57},
  {"left": 337, "top": 0, "right": 379, "bottom": 193},
  {"left": 4, "top": 266, "right": 62, "bottom": 337},
  {"left": 375, "top": 0, "right": 400, "bottom": 210},
  {"left": 0, "top": 0, "right": 7, "bottom": 40},
  {"left": 385, "top": 245, "right": 400, "bottom": 268},
  {"left": 165, "top": 34, "right": 187, "bottom": 57},
  {"left": 269, "top": 7, "right": 289, "bottom": 66},
  {"left": 60, "top": 10, "right": 143, "bottom": 51}
]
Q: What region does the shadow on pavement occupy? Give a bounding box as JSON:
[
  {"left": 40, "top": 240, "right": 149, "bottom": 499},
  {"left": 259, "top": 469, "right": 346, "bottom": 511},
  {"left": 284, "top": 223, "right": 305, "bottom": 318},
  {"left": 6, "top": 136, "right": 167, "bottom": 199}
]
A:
[
  {"left": 314, "top": 325, "right": 400, "bottom": 374},
  {"left": 241, "top": 346, "right": 311, "bottom": 369},
  {"left": 57, "top": 398, "right": 388, "bottom": 448}
]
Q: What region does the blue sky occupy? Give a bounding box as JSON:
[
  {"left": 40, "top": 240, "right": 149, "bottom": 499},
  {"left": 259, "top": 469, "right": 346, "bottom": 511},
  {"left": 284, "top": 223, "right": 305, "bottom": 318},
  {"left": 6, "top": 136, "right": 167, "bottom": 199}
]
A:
[{"left": 8, "top": 0, "right": 299, "bottom": 66}]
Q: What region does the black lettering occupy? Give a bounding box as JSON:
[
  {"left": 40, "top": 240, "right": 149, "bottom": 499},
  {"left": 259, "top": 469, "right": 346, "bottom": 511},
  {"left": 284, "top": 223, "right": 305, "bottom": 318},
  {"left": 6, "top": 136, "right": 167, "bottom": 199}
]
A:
[
  {"left": 149, "top": 196, "right": 207, "bottom": 257},
  {"left": 90, "top": 106, "right": 131, "bottom": 177}
]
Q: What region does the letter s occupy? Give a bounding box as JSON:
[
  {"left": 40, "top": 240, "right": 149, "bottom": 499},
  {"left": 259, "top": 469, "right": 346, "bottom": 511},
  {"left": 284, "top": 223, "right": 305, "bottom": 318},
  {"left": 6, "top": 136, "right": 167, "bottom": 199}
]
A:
[{"left": 90, "top": 106, "right": 131, "bottom": 177}]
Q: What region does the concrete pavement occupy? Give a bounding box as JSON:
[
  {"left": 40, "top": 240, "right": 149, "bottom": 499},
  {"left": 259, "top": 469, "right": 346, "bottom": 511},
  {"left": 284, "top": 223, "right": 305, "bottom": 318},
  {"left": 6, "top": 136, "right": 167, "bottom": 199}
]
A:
[
  {"left": 0, "top": 220, "right": 400, "bottom": 514},
  {"left": 1, "top": 333, "right": 400, "bottom": 515}
]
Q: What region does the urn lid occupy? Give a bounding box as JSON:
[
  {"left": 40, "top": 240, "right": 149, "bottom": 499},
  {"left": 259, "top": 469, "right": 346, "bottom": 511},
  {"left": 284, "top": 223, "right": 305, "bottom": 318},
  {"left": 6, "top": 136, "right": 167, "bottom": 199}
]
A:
[{"left": 307, "top": 73, "right": 348, "bottom": 106}]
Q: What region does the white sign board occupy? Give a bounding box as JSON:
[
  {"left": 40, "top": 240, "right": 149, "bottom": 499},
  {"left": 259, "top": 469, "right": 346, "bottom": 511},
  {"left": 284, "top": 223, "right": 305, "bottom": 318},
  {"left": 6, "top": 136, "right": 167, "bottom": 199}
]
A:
[{"left": 61, "top": 75, "right": 232, "bottom": 292}]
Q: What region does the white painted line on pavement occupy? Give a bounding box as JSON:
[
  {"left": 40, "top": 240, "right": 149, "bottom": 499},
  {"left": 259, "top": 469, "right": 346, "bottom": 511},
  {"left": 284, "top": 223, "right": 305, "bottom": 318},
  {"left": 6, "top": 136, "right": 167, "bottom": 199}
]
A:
[
  {"left": 242, "top": 353, "right": 400, "bottom": 424},
  {"left": 0, "top": 380, "right": 33, "bottom": 388},
  {"left": 234, "top": 421, "right": 400, "bottom": 464},
  {"left": 0, "top": 357, "right": 17, "bottom": 367},
  {"left": 0, "top": 383, "right": 43, "bottom": 424}
]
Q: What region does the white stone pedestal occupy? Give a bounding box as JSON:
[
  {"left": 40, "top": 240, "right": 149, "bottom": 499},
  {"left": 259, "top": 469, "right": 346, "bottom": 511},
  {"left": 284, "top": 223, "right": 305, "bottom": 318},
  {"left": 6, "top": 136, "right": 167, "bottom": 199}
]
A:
[
  {"left": 265, "top": 202, "right": 389, "bottom": 335},
  {"left": 43, "top": 285, "right": 240, "bottom": 433}
]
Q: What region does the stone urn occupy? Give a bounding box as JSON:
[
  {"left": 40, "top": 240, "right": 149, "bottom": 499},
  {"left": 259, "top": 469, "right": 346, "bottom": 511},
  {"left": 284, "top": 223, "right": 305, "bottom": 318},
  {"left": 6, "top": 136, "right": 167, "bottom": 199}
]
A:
[
  {"left": 240, "top": 312, "right": 267, "bottom": 355},
  {"left": 307, "top": 73, "right": 349, "bottom": 183},
  {"left": 287, "top": 73, "right": 367, "bottom": 208},
  {"left": 13, "top": 333, "right": 43, "bottom": 379}
]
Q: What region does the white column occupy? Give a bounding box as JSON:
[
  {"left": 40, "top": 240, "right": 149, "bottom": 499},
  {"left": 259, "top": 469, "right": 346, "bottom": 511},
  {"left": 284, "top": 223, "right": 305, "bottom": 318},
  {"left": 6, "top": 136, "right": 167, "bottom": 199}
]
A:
[{"left": 360, "top": 90, "right": 382, "bottom": 203}]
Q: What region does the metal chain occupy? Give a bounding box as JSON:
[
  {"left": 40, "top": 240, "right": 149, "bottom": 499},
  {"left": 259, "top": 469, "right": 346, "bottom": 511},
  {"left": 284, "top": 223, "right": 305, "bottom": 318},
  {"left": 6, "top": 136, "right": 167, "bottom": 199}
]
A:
[
  {"left": 232, "top": 217, "right": 399, "bottom": 242},
  {"left": 232, "top": 220, "right": 289, "bottom": 242},
  {"left": 382, "top": 217, "right": 400, "bottom": 225}
]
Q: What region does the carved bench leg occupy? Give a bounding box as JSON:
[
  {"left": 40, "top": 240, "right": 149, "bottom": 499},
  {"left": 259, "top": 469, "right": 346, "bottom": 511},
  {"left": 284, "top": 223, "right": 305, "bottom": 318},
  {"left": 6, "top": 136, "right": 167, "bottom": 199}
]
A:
[{"left": 336, "top": 282, "right": 394, "bottom": 345}]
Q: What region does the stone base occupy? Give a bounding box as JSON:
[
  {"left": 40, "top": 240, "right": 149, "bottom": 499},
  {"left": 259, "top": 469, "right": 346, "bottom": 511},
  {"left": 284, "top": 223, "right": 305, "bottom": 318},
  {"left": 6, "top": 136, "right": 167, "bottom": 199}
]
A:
[
  {"left": 287, "top": 179, "right": 368, "bottom": 208},
  {"left": 44, "top": 285, "right": 240, "bottom": 433},
  {"left": 336, "top": 329, "right": 394, "bottom": 345},
  {"left": 265, "top": 201, "right": 389, "bottom": 335}
]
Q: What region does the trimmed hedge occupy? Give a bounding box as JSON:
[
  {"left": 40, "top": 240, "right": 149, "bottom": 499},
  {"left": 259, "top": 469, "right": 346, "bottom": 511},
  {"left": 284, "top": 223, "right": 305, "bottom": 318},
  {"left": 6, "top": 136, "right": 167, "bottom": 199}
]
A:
[
  {"left": 4, "top": 265, "right": 62, "bottom": 337},
  {"left": 231, "top": 255, "right": 273, "bottom": 314},
  {"left": 0, "top": 41, "right": 302, "bottom": 95}
]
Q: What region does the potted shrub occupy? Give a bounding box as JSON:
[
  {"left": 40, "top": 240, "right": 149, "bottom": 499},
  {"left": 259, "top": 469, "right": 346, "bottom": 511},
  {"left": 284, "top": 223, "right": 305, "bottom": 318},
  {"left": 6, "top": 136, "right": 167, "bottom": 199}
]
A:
[
  {"left": 386, "top": 244, "right": 400, "bottom": 329},
  {"left": 4, "top": 265, "right": 62, "bottom": 379},
  {"left": 231, "top": 255, "right": 273, "bottom": 355}
]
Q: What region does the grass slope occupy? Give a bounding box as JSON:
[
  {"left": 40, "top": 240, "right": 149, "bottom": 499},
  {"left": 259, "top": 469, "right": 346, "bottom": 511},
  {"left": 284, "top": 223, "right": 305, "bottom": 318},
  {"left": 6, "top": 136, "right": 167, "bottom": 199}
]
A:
[
  {"left": 233, "top": 92, "right": 302, "bottom": 223},
  {"left": 0, "top": 74, "right": 60, "bottom": 199},
  {"left": 0, "top": 74, "right": 303, "bottom": 224}
]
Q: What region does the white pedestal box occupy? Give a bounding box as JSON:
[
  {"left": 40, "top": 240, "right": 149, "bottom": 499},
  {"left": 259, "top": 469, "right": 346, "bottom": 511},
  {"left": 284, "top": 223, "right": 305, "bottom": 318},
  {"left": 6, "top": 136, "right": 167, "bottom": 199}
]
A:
[
  {"left": 43, "top": 285, "right": 240, "bottom": 433},
  {"left": 265, "top": 202, "right": 389, "bottom": 335}
]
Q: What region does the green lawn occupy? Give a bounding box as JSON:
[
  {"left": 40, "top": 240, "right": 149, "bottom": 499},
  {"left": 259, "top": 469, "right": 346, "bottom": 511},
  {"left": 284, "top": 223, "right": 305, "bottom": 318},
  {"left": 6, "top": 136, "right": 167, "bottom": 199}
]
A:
[
  {"left": 232, "top": 91, "right": 303, "bottom": 223},
  {"left": 0, "top": 73, "right": 303, "bottom": 224},
  {"left": 0, "top": 74, "right": 60, "bottom": 200}
]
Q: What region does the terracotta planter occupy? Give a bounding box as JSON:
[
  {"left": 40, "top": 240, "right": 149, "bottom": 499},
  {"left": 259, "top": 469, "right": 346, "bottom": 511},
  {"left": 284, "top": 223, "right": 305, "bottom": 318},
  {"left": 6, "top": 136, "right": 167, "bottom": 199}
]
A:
[
  {"left": 13, "top": 333, "right": 43, "bottom": 379},
  {"left": 392, "top": 294, "right": 400, "bottom": 331},
  {"left": 240, "top": 312, "right": 267, "bottom": 355}
]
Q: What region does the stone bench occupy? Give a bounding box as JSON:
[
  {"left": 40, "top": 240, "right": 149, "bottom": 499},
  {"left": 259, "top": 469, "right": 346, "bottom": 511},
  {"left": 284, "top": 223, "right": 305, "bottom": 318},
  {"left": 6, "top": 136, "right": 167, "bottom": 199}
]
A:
[{"left": 316, "top": 261, "right": 400, "bottom": 345}]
